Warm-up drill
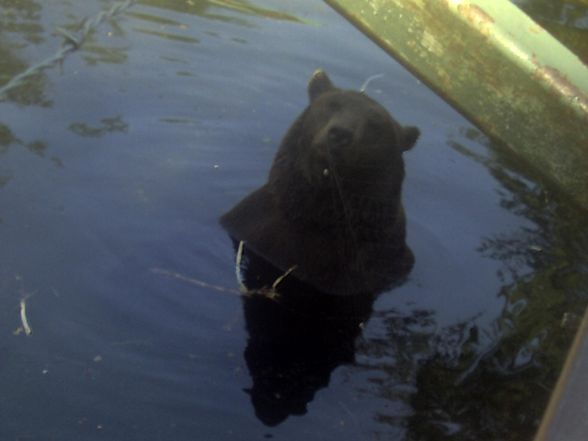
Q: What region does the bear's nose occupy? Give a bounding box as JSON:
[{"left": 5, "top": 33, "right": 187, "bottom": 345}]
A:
[{"left": 327, "top": 126, "right": 353, "bottom": 150}]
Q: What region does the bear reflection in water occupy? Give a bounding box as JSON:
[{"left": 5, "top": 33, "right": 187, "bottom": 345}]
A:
[{"left": 220, "top": 70, "right": 419, "bottom": 426}]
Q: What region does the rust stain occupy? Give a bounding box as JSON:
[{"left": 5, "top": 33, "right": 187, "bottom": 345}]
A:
[
  {"left": 532, "top": 57, "right": 588, "bottom": 123},
  {"left": 457, "top": 4, "right": 495, "bottom": 25}
]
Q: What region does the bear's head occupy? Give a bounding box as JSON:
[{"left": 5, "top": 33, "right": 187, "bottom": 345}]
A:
[
  {"left": 221, "top": 69, "right": 419, "bottom": 295},
  {"left": 270, "top": 69, "right": 419, "bottom": 197}
]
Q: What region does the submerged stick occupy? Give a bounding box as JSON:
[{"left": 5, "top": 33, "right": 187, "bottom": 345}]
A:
[
  {"left": 19, "top": 299, "right": 32, "bottom": 336},
  {"left": 271, "top": 265, "right": 298, "bottom": 291},
  {"left": 0, "top": 0, "right": 137, "bottom": 101},
  {"left": 151, "top": 268, "right": 241, "bottom": 295},
  {"left": 235, "top": 241, "right": 247, "bottom": 293},
  {"left": 153, "top": 243, "right": 299, "bottom": 300},
  {"left": 359, "top": 73, "right": 384, "bottom": 93}
]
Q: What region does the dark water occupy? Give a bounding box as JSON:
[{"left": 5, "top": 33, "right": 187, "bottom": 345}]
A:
[{"left": 1, "top": 1, "right": 587, "bottom": 440}]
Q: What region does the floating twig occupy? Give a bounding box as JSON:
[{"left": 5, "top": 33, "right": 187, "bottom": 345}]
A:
[
  {"left": 0, "top": 0, "right": 136, "bottom": 101},
  {"left": 272, "top": 265, "right": 298, "bottom": 291},
  {"left": 151, "top": 268, "right": 241, "bottom": 295},
  {"left": 235, "top": 240, "right": 247, "bottom": 293},
  {"left": 19, "top": 299, "right": 32, "bottom": 336},
  {"left": 54, "top": 27, "right": 82, "bottom": 49},
  {"left": 359, "top": 73, "right": 384, "bottom": 93},
  {"left": 153, "top": 243, "right": 299, "bottom": 301}
]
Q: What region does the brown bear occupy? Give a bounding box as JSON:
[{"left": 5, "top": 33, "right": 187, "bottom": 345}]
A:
[{"left": 220, "top": 69, "right": 419, "bottom": 296}]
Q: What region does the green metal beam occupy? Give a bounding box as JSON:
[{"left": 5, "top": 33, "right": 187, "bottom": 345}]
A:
[
  {"left": 533, "top": 305, "right": 588, "bottom": 441},
  {"left": 324, "top": 0, "right": 588, "bottom": 211}
]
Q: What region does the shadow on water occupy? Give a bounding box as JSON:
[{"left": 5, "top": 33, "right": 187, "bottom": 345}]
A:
[
  {"left": 512, "top": 0, "right": 588, "bottom": 27},
  {"left": 128, "top": 1, "right": 306, "bottom": 50},
  {"left": 0, "top": 0, "right": 134, "bottom": 171},
  {"left": 229, "top": 132, "right": 588, "bottom": 434},
  {"left": 0, "top": 0, "right": 50, "bottom": 107},
  {"left": 0, "top": 0, "right": 302, "bottom": 156},
  {"left": 366, "top": 131, "right": 588, "bottom": 441},
  {"left": 68, "top": 116, "right": 129, "bottom": 138},
  {"left": 138, "top": 0, "right": 304, "bottom": 25},
  {"left": 233, "top": 242, "right": 411, "bottom": 427},
  {"left": 223, "top": 124, "right": 588, "bottom": 435}
]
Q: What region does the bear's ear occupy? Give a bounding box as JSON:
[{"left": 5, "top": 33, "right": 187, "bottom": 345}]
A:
[
  {"left": 400, "top": 126, "right": 420, "bottom": 152},
  {"left": 308, "top": 69, "right": 335, "bottom": 102}
]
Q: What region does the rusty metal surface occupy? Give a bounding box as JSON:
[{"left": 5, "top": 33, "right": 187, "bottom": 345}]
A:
[{"left": 324, "top": 0, "right": 588, "bottom": 211}]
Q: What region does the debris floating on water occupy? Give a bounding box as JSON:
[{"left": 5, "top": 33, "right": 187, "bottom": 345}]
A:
[
  {"left": 152, "top": 241, "right": 298, "bottom": 301},
  {"left": 235, "top": 241, "right": 247, "bottom": 293},
  {"left": 151, "top": 268, "right": 241, "bottom": 295},
  {"left": 19, "top": 299, "right": 32, "bottom": 336},
  {"left": 272, "top": 265, "right": 298, "bottom": 291},
  {"left": 359, "top": 73, "right": 384, "bottom": 93}
]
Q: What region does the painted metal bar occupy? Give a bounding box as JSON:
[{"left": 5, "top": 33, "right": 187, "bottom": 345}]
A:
[
  {"left": 533, "top": 305, "right": 588, "bottom": 441},
  {"left": 324, "top": 0, "right": 588, "bottom": 211}
]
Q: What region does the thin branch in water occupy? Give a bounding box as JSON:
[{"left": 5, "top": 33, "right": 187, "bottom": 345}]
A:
[
  {"left": 153, "top": 243, "right": 300, "bottom": 301},
  {"left": 54, "top": 27, "right": 81, "bottom": 49},
  {"left": 19, "top": 299, "right": 32, "bottom": 336},
  {"left": 235, "top": 240, "right": 247, "bottom": 293},
  {"left": 272, "top": 265, "right": 298, "bottom": 291},
  {"left": 151, "top": 268, "right": 241, "bottom": 295},
  {"left": 360, "top": 73, "right": 384, "bottom": 93},
  {"left": 0, "top": 0, "right": 137, "bottom": 101}
]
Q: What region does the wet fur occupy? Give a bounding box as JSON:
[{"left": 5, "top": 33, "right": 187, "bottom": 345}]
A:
[{"left": 220, "top": 70, "right": 419, "bottom": 295}]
